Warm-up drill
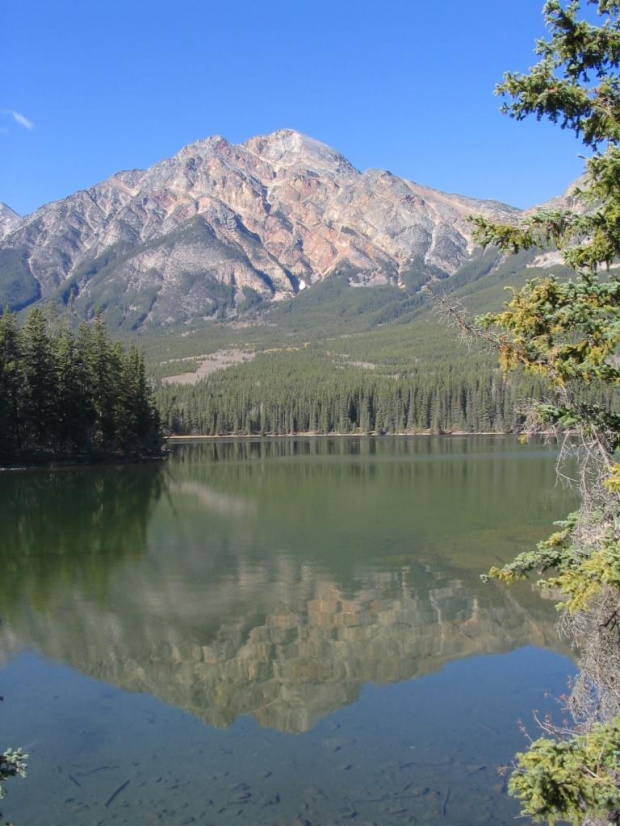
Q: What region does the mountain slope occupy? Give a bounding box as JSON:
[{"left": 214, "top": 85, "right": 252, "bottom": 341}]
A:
[
  {"left": 0, "top": 202, "right": 20, "bottom": 240},
  {"left": 0, "top": 130, "right": 520, "bottom": 329},
  {"left": 0, "top": 202, "right": 41, "bottom": 311}
]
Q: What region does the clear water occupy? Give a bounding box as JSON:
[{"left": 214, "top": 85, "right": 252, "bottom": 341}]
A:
[{"left": 0, "top": 437, "right": 577, "bottom": 825}]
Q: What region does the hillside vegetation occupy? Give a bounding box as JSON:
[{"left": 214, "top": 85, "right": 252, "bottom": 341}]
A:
[{"left": 148, "top": 249, "right": 587, "bottom": 435}]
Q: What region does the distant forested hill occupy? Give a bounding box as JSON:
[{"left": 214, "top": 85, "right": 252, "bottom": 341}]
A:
[{"left": 149, "top": 251, "right": 610, "bottom": 436}]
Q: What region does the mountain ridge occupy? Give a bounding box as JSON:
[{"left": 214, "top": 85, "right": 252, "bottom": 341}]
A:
[{"left": 0, "top": 129, "right": 526, "bottom": 329}]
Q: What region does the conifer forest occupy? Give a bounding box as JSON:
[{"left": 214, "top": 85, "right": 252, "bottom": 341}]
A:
[{"left": 0, "top": 307, "right": 161, "bottom": 462}]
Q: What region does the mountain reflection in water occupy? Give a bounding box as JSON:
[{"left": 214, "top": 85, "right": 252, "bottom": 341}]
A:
[{"left": 0, "top": 438, "right": 575, "bottom": 734}]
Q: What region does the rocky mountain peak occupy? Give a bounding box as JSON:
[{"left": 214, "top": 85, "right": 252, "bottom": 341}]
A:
[
  {"left": 0, "top": 130, "right": 525, "bottom": 329},
  {"left": 177, "top": 134, "right": 231, "bottom": 160},
  {"left": 243, "top": 129, "right": 359, "bottom": 177}
]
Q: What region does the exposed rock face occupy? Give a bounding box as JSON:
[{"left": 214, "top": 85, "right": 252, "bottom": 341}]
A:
[
  {"left": 527, "top": 174, "right": 592, "bottom": 269},
  {"left": 0, "top": 130, "right": 520, "bottom": 328},
  {"left": 531, "top": 173, "right": 589, "bottom": 214},
  {"left": 0, "top": 202, "right": 20, "bottom": 241}
]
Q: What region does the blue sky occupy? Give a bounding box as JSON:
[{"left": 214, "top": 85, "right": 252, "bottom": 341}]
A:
[{"left": 2, "top": 0, "right": 592, "bottom": 214}]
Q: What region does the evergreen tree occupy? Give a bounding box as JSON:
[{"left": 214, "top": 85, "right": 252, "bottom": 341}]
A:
[
  {"left": 54, "top": 323, "right": 90, "bottom": 453},
  {"left": 21, "top": 308, "right": 57, "bottom": 451},
  {"left": 449, "top": 2, "right": 620, "bottom": 822},
  {"left": 87, "top": 314, "right": 120, "bottom": 450},
  {"left": 0, "top": 307, "right": 162, "bottom": 462},
  {"left": 0, "top": 308, "right": 23, "bottom": 457}
]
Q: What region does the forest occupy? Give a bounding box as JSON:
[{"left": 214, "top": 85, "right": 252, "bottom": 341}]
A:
[
  {"left": 155, "top": 350, "right": 617, "bottom": 436},
  {"left": 0, "top": 307, "right": 161, "bottom": 462}
]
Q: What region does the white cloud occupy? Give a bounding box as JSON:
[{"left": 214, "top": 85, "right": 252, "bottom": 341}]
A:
[
  {"left": 0, "top": 109, "right": 35, "bottom": 130},
  {"left": 12, "top": 111, "right": 34, "bottom": 129}
]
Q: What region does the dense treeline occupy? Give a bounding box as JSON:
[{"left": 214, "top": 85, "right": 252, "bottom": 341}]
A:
[
  {"left": 156, "top": 351, "right": 614, "bottom": 436},
  {"left": 0, "top": 307, "right": 161, "bottom": 461}
]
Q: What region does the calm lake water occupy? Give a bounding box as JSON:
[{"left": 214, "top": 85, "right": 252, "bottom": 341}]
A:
[{"left": 0, "top": 437, "right": 577, "bottom": 825}]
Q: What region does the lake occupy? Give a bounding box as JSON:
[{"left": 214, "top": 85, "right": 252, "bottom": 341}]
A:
[{"left": 0, "top": 437, "right": 577, "bottom": 825}]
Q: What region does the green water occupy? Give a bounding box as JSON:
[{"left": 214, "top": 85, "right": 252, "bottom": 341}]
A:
[{"left": 0, "top": 437, "right": 577, "bottom": 825}]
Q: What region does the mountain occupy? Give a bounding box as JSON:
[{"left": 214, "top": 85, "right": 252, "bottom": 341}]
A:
[
  {"left": 0, "top": 202, "right": 20, "bottom": 240},
  {"left": 0, "top": 130, "right": 521, "bottom": 329}
]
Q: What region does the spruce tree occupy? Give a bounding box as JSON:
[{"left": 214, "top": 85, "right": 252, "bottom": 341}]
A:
[
  {"left": 21, "top": 308, "right": 57, "bottom": 452},
  {"left": 54, "top": 323, "right": 90, "bottom": 453},
  {"left": 0, "top": 307, "right": 23, "bottom": 457},
  {"left": 0, "top": 307, "right": 162, "bottom": 461},
  {"left": 448, "top": 2, "right": 620, "bottom": 822}
]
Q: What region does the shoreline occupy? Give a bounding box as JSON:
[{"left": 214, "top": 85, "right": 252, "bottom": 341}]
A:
[
  {"left": 166, "top": 431, "right": 516, "bottom": 440},
  {"left": 1, "top": 432, "right": 554, "bottom": 471},
  {"left": 0, "top": 452, "right": 167, "bottom": 473}
]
